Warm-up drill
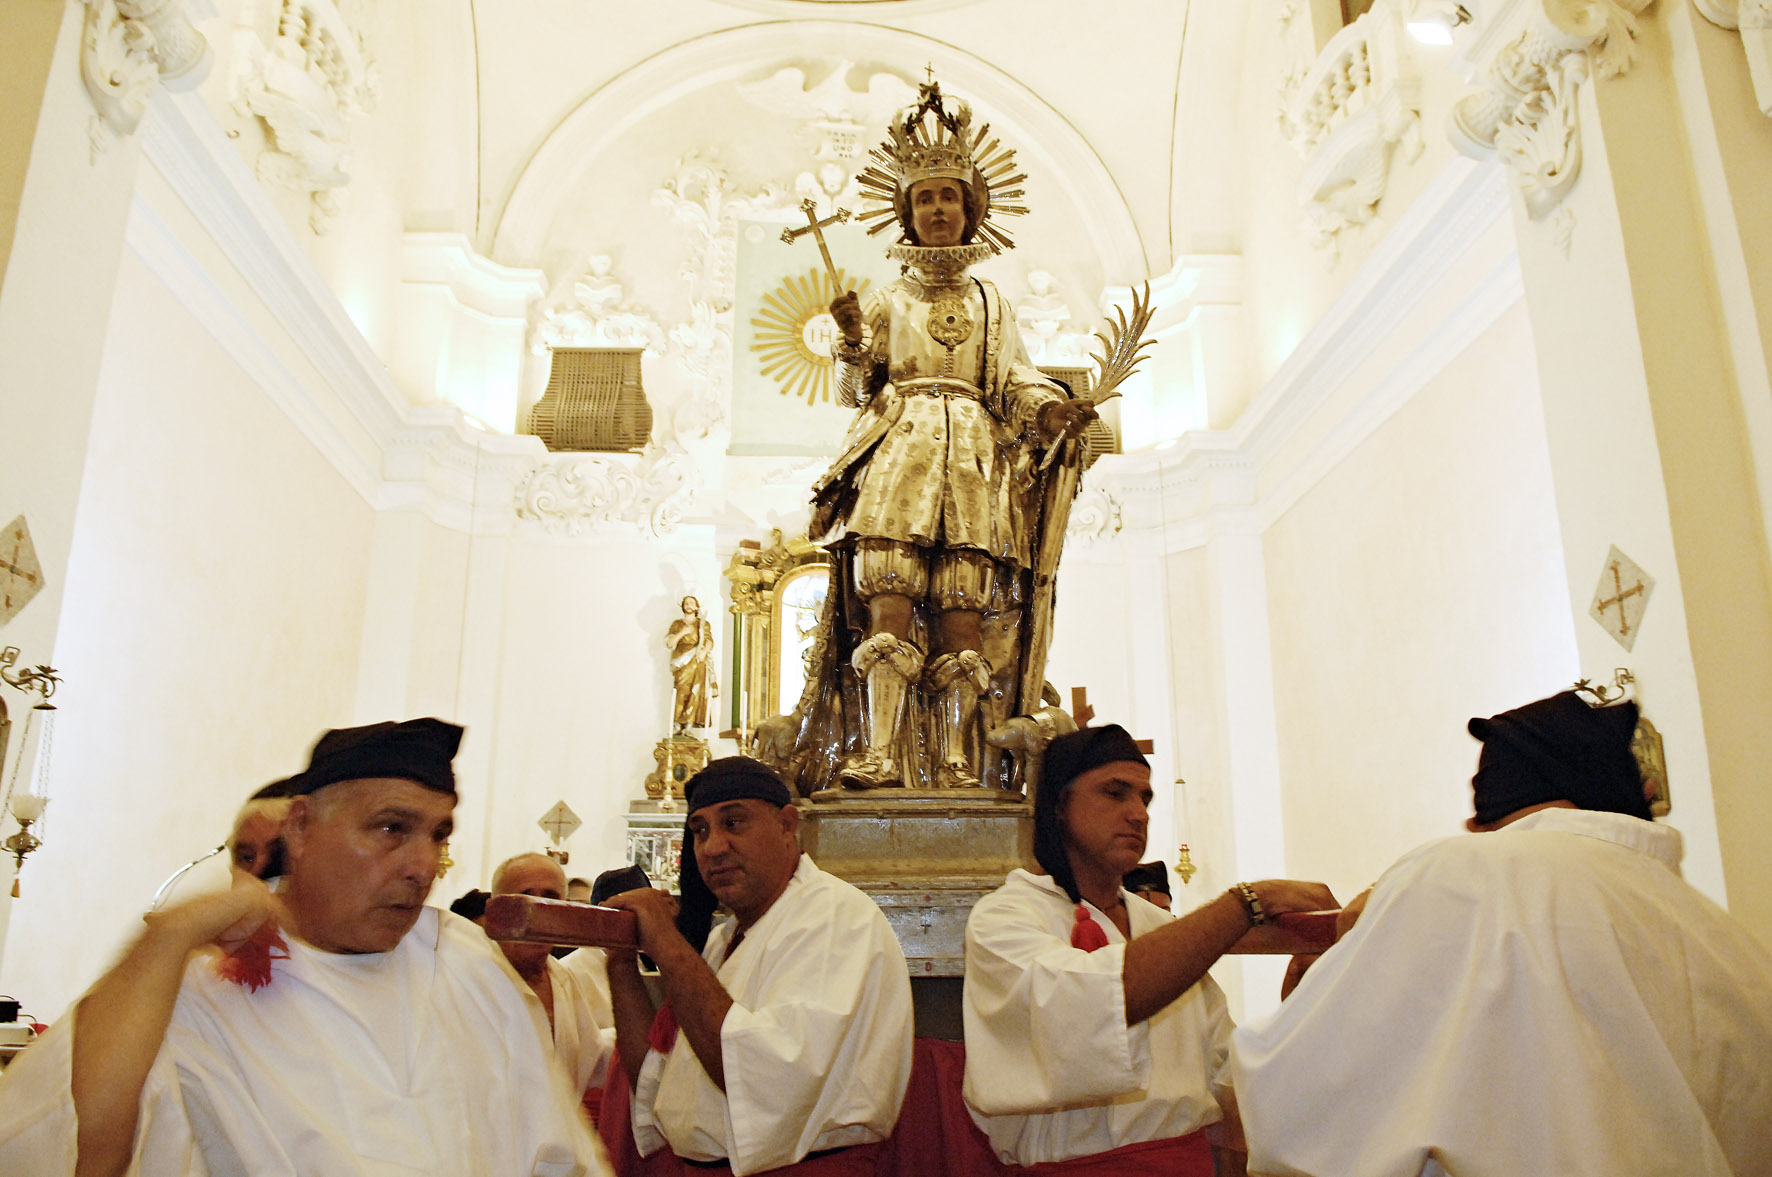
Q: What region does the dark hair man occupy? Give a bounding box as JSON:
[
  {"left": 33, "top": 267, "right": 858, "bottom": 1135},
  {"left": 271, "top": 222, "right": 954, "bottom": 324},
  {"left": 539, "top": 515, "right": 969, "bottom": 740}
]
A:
[
  {"left": 962, "top": 723, "right": 1334, "bottom": 1175},
  {"left": 1232, "top": 691, "right": 1772, "bottom": 1176},
  {"left": 602, "top": 757, "right": 912, "bottom": 1175},
  {"left": 0, "top": 718, "right": 607, "bottom": 1177}
]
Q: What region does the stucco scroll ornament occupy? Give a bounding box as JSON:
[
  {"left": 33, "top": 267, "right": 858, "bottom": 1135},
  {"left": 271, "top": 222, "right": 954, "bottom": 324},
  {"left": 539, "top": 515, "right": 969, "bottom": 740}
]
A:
[
  {"left": 528, "top": 254, "right": 667, "bottom": 356},
  {"left": 1065, "top": 485, "right": 1124, "bottom": 546},
  {"left": 511, "top": 443, "right": 694, "bottom": 538},
  {"left": 80, "top": 0, "right": 213, "bottom": 161},
  {"left": 1692, "top": 0, "right": 1772, "bottom": 115},
  {"left": 1449, "top": 0, "right": 1654, "bottom": 219}
]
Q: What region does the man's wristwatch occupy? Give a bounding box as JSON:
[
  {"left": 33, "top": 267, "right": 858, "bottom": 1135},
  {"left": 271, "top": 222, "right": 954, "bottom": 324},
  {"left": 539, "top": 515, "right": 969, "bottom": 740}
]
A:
[{"left": 1234, "top": 882, "right": 1268, "bottom": 928}]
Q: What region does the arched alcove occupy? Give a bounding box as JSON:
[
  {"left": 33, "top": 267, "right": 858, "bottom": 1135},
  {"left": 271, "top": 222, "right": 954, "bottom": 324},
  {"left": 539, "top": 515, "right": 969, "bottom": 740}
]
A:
[{"left": 490, "top": 21, "right": 1146, "bottom": 282}]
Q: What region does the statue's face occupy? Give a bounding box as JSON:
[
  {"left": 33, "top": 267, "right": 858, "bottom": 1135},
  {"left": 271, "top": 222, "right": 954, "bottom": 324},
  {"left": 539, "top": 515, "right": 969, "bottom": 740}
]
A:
[
  {"left": 909, "top": 178, "right": 967, "bottom": 247},
  {"left": 681, "top": 595, "right": 698, "bottom": 616}
]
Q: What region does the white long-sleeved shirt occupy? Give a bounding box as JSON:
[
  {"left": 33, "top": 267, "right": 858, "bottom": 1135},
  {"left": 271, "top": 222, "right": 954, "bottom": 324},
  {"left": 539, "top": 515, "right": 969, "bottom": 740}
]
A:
[
  {"left": 962, "top": 869, "right": 1233, "bottom": 1165},
  {"left": 631, "top": 855, "right": 913, "bottom": 1176},
  {"left": 1232, "top": 809, "right": 1772, "bottom": 1177}
]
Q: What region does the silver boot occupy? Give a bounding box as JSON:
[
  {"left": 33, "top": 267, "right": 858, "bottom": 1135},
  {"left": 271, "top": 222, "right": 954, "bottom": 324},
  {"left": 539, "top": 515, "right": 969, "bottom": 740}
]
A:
[
  {"left": 928, "top": 650, "right": 991, "bottom": 789},
  {"left": 840, "top": 633, "right": 924, "bottom": 788}
]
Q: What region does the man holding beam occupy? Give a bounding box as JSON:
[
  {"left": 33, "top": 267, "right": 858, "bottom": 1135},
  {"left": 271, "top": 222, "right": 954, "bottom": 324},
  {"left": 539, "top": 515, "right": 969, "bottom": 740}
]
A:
[
  {"left": 0, "top": 717, "right": 607, "bottom": 1177},
  {"left": 961, "top": 723, "right": 1336, "bottom": 1175},
  {"left": 601, "top": 756, "right": 913, "bottom": 1176}
]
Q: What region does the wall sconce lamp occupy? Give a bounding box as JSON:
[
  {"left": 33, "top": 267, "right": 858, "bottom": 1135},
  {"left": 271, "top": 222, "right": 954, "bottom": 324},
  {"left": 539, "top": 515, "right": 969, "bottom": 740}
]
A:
[{"left": 1, "top": 646, "right": 61, "bottom": 896}]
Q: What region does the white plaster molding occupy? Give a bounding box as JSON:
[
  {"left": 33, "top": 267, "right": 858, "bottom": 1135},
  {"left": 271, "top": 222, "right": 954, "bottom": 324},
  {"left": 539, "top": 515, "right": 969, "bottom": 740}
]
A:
[
  {"left": 81, "top": 0, "right": 213, "bottom": 160},
  {"left": 1692, "top": 0, "right": 1772, "bottom": 115},
  {"left": 651, "top": 151, "right": 808, "bottom": 441},
  {"left": 1103, "top": 253, "right": 1244, "bottom": 344},
  {"left": 230, "top": 0, "right": 379, "bottom": 234},
  {"left": 401, "top": 233, "right": 546, "bottom": 319},
  {"left": 1279, "top": 0, "right": 1425, "bottom": 261},
  {"left": 1016, "top": 266, "right": 1094, "bottom": 365},
  {"left": 1093, "top": 159, "right": 1517, "bottom": 553},
  {"left": 1449, "top": 0, "right": 1656, "bottom": 218},
  {"left": 737, "top": 58, "right": 915, "bottom": 163},
  {"left": 528, "top": 254, "right": 667, "bottom": 356},
  {"left": 141, "top": 88, "right": 406, "bottom": 455},
  {"left": 1065, "top": 485, "right": 1124, "bottom": 546},
  {"left": 490, "top": 22, "right": 1145, "bottom": 280}
]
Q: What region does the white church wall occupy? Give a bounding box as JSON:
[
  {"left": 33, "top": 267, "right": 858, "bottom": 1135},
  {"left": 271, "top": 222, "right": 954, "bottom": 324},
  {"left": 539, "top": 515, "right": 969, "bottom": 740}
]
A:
[
  {"left": 1261, "top": 301, "right": 1579, "bottom": 903},
  {"left": 0, "top": 246, "right": 376, "bottom": 1016},
  {"left": 1233, "top": 0, "right": 1506, "bottom": 424}
]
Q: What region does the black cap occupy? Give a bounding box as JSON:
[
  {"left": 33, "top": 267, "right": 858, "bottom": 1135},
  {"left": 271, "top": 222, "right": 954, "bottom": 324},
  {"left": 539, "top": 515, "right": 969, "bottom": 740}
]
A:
[
  {"left": 590, "top": 864, "right": 651, "bottom": 905},
  {"left": 249, "top": 776, "right": 300, "bottom": 801},
  {"left": 1035, "top": 725, "right": 1150, "bottom": 904},
  {"left": 1124, "top": 860, "right": 1170, "bottom": 898},
  {"left": 677, "top": 757, "right": 793, "bottom": 951},
  {"left": 448, "top": 888, "right": 489, "bottom": 921},
  {"left": 1469, "top": 691, "right": 1648, "bottom": 825},
  {"left": 290, "top": 718, "right": 463, "bottom": 796}
]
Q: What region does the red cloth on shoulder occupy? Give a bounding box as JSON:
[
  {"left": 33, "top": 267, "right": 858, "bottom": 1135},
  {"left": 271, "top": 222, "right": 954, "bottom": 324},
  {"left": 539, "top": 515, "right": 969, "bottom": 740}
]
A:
[{"left": 1070, "top": 904, "right": 1109, "bottom": 952}]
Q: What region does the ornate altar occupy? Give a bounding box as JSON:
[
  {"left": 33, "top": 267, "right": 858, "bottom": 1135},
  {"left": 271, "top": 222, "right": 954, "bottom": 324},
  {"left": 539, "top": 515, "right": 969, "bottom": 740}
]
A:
[
  {"left": 724, "top": 530, "right": 1055, "bottom": 976},
  {"left": 724, "top": 529, "right": 830, "bottom": 752}
]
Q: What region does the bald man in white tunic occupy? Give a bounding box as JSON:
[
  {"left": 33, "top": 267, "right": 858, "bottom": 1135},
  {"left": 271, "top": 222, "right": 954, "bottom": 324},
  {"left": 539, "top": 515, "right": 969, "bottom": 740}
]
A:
[
  {"left": 491, "top": 851, "right": 615, "bottom": 1100},
  {"left": 0, "top": 719, "right": 608, "bottom": 1177}
]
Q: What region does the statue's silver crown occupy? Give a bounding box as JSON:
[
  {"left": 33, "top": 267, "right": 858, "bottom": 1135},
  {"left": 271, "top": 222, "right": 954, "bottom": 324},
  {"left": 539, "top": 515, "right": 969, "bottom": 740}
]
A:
[{"left": 854, "top": 80, "right": 1028, "bottom": 254}]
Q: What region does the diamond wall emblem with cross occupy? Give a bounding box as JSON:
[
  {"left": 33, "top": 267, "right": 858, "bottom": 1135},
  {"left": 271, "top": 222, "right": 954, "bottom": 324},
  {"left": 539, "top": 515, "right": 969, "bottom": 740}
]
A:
[
  {"left": 0, "top": 515, "right": 44, "bottom": 627},
  {"left": 538, "top": 801, "right": 581, "bottom": 845},
  {"left": 1589, "top": 545, "right": 1654, "bottom": 651}
]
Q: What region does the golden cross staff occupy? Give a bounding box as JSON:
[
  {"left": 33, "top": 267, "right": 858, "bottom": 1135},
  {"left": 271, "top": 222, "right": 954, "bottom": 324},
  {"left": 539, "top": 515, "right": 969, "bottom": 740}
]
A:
[{"left": 780, "top": 198, "right": 852, "bottom": 285}]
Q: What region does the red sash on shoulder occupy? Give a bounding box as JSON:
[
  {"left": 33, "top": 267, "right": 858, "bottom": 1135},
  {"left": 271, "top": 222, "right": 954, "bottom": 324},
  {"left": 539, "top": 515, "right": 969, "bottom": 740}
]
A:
[{"left": 1011, "top": 1130, "right": 1213, "bottom": 1177}]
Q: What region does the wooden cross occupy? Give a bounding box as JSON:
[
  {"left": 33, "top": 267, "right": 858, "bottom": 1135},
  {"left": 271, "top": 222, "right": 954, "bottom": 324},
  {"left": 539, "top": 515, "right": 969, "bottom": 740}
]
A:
[
  {"left": 1070, "top": 686, "right": 1154, "bottom": 754},
  {"left": 2, "top": 528, "right": 37, "bottom": 613},
  {"left": 1596, "top": 559, "right": 1646, "bottom": 637},
  {"left": 780, "top": 198, "right": 851, "bottom": 286}
]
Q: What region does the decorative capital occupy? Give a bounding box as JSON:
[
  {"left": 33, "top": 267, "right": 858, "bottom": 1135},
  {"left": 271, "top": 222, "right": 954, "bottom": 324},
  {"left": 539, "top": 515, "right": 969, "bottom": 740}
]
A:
[
  {"left": 81, "top": 0, "right": 212, "bottom": 159},
  {"left": 1449, "top": 0, "right": 1655, "bottom": 218}
]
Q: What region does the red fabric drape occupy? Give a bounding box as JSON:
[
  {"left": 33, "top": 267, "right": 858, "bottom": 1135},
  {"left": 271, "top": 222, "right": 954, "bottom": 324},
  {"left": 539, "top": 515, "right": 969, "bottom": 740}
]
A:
[
  {"left": 875, "top": 1039, "right": 1006, "bottom": 1177},
  {"left": 594, "top": 1037, "right": 1217, "bottom": 1177},
  {"left": 1010, "top": 1131, "right": 1213, "bottom": 1176}
]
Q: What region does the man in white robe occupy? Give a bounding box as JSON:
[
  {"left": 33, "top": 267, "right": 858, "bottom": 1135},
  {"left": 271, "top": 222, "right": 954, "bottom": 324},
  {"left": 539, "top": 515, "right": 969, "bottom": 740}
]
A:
[
  {"left": 491, "top": 851, "right": 615, "bottom": 1100},
  {"left": 962, "top": 724, "right": 1336, "bottom": 1174},
  {"left": 603, "top": 757, "right": 913, "bottom": 1176},
  {"left": 1232, "top": 690, "right": 1772, "bottom": 1177},
  {"left": 0, "top": 717, "right": 608, "bottom": 1177}
]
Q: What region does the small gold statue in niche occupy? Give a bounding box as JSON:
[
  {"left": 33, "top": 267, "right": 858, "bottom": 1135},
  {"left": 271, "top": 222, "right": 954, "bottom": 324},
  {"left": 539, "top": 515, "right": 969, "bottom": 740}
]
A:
[{"left": 667, "top": 595, "right": 717, "bottom": 734}]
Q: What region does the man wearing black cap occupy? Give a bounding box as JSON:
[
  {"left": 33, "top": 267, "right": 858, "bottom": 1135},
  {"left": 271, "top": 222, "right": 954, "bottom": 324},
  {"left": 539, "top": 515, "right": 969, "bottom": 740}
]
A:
[
  {"left": 602, "top": 756, "right": 913, "bottom": 1176},
  {"left": 1231, "top": 690, "right": 1772, "bottom": 1177},
  {"left": 962, "top": 723, "right": 1335, "bottom": 1175},
  {"left": 0, "top": 718, "right": 607, "bottom": 1177},
  {"left": 1122, "top": 861, "right": 1173, "bottom": 912}
]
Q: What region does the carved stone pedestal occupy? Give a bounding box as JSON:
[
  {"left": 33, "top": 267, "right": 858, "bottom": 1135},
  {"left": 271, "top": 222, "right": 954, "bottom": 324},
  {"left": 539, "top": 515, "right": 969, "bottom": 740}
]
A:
[{"left": 797, "top": 789, "right": 1032, "bottom": 977}]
